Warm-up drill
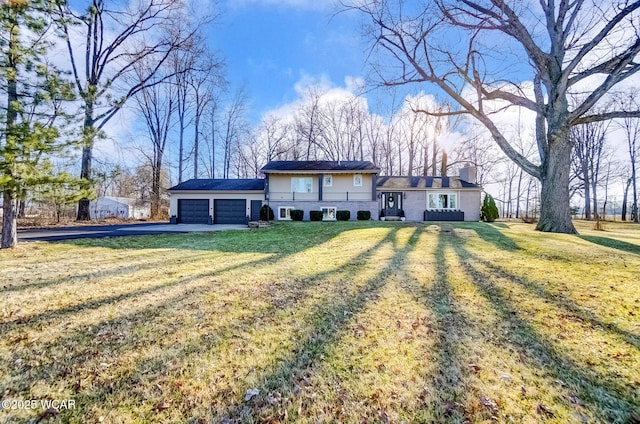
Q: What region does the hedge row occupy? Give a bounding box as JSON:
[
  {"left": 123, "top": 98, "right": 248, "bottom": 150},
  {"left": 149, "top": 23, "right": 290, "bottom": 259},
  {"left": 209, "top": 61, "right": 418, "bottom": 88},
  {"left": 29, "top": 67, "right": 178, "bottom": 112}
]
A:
[{"left": 258, "top": 206, "right": 372, "bottom": 221}]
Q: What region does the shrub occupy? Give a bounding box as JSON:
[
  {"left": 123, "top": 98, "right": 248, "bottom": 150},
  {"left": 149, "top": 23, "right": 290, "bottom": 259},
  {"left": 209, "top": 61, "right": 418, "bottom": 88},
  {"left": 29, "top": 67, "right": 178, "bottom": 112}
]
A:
[
  {"left": 379, "top": 209, "right": 385, "bottom": 217},
  {"left": 399, "top": 209, "right": 405, "bottom": 218},
  {"left": 357, "top": 210, "right": 371, "bottom": 220},
  {"left": 336, "top": 210, "right": 350, "bottom": 221},
  {"left": 310, "top": 210, "right": 323, "bottom": 221},
  {"left": 480, "top": 194, "right": 499, "bottom": 222},
  {"left": 290, "top": 209, "right": 304, "bottom": 221},
  {"left": 260, "top": 204, "right": 274, "bottom": 221}
]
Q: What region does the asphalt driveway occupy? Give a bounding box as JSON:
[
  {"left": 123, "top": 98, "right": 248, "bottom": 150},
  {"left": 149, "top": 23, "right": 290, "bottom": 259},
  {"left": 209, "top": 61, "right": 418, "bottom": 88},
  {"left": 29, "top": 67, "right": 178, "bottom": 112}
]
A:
[{"left": 18, "top": 223, "right": 248, "bottom": 242}]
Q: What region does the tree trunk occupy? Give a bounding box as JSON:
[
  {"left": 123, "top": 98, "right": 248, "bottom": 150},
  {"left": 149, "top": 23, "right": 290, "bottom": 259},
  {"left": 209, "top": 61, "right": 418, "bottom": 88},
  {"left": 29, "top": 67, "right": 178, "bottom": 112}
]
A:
[
  {"left": 1, "top": 191, "right": 18, "bottom": 249},
  {"left": 77, "top": 101, "right": 95, "bottom": 221},
  {"left": 2, "top": 19, "right": 18, "bottom": 248},
  {"left": 193, "top": 107, "right": 200, "bottom": 179},
  {"left": 515, "top": 168, "right": 523, "bottom": 218},
  {"left": 591, "top": 179, "right": 598, "bottom": 221},
  {"left": 178, "top": 122, "right": 185, "bottom": 183},
  {"left": 582, "top": 161, "right": 591, "bottom": 220},
  {"left": 633, "top": 162, "right": 638, "bottom": 224},
  {"left": 151, "top": 151, "right": 163, "bottom": 218},
  {"left": 622, "top": 177, "right": 632, "bottom": 221},
  {"left": 17, "top": 199, "right": 25, "bottom": 219},
  {"left": 536, "top": 137, "right": 577, "bottom": 233}
]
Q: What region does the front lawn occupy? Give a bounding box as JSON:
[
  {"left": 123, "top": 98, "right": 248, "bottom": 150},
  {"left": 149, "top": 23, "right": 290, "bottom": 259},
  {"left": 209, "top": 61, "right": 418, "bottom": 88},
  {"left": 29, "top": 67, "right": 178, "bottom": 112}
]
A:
[{"left": 1, "top": 221, "right": 639, "bottom": 423}]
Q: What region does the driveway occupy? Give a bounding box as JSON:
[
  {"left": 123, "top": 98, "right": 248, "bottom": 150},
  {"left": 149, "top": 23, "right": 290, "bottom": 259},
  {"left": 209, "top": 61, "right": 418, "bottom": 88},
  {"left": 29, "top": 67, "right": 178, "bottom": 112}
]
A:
[{"left": 18, "top": 223, "right": 248, "bottom": 242}]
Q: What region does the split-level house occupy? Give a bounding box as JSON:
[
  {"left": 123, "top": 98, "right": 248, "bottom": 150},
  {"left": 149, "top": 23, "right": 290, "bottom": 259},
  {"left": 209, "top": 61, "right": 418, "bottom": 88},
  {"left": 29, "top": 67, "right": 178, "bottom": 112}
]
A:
[
  {"left": 168, "top": 161, "right": 482, "bottom": 223},
  {"left": 262, "top": 160, "right": 379, "bottom": 221}
]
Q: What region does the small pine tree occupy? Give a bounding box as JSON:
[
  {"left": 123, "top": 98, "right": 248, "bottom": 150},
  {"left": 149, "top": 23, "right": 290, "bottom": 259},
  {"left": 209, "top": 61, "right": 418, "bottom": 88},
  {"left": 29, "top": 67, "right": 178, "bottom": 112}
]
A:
[
  {"left": 481, "top": 194, "right": 499, "bottom": 222},
  {"left": 260, "top": 205, "right": 274, "bottom": 221}
]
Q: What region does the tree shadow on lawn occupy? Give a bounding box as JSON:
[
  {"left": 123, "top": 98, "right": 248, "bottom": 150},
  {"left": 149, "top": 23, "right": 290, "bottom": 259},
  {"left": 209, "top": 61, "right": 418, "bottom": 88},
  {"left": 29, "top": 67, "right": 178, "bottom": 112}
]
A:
[
  {"left": 58, "top": 221, "right": 375, "bottom": 255},
  {"left": 450, "top": 238, "right": 639, "bottom": 422},
  {"left": 218, "top": 227, "right": 421, "bottom": 422},
  {"left": 455, "top": 222, "right": 521, "bottom": 252},
  {"left": 5, "top": 227, "right": 401, "bottom": 422},
  {"left": 578, "top": 235, "right": 640, "bottom": 255},
  {"left": 0, "top": 251, "right": 214, "bottom": 295},
  {"left": 2, "top": 223, "right": 378, "bottom": 331},
  {"left": 465, "top": 252, "right": 640, "bottom": 351},
  {"left": 397, "top": 231, "right": 478, "bottom": 422},
  {"left": 0, "top": 252, "right": 280, "bottom": 334}
]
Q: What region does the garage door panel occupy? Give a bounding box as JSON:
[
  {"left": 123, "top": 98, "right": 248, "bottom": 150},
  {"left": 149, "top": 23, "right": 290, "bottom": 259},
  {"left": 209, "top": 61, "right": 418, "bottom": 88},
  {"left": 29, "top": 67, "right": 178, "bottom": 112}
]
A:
[
  {"left": 214, "top": 199, "right": 246, "bottom": 224},
  {"left": 178, "top": 199, "right": 209, "bottom": 224}
]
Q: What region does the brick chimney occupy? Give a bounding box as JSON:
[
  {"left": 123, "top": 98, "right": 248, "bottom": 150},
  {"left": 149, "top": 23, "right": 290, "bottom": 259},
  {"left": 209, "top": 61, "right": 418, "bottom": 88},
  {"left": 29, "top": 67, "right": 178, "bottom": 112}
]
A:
[{"left": 459, "top": 166, "right": 477, "bottom": 184}]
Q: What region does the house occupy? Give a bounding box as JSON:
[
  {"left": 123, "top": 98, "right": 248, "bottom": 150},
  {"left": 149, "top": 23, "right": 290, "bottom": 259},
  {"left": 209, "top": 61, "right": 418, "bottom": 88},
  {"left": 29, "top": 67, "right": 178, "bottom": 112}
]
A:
[
  {"left": 90, "top": 196, "right": 151, "bottom": 220},
  {"left": 376, "top": 166, "right": 481, "bottom": 221},
  {"left": 167, "top": 179, "right": 265, "bottom": 224},
  {"left": 262, "top": 160, "right": 379, "bottom": 221},
  {"left": 167, "top": 162, "right": 482, "bottom": 223}
]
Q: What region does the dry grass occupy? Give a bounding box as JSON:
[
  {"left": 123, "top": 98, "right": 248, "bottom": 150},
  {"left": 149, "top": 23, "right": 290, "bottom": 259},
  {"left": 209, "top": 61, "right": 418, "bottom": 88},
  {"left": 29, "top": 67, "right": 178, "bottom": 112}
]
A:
[{"left": 0, "top": 221, "right": 639, "bottom": 423}]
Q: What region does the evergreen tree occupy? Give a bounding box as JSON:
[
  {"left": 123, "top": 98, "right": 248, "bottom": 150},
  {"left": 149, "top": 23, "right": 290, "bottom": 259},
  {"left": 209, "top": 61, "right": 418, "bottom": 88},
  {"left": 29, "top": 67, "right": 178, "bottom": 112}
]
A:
[
  {"left": 1, "top": 0, "right": 79, "bottom": 248},
  {"left": 480, "top": 193, "right": 499, "bottom": 223}
]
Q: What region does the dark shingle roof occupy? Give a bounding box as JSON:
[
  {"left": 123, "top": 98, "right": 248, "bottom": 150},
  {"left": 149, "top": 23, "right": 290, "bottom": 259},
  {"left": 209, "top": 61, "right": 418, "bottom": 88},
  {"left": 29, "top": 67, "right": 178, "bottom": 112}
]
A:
[
  {"left": 261, "top": 161, "right": 379, "bottom": 172},
  {"left": 168, "top": 179, "right": 265, "bottom": 191},
  {"left": 376, "top": 176, "right": 480, "bottom": 190}
]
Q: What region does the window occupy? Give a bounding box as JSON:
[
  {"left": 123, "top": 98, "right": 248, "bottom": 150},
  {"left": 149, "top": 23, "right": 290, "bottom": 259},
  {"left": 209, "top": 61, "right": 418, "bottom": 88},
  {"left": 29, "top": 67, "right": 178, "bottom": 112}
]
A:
[
  {"left": 428, "top": 193, "right": 458, "bottom": 209},
  {"left": 278, "top": 207, "right": 294, "bottom": 220},
  {"left": 291, "top": 177, "right": 313, "bottom": 193},
  {"left": 321, "top": 206, "right": 337, "bottom": 221},
  {"left": 353, "top": 174, "right": 363, "bottom": 187},
  {"left": 323, "top": 175, "right": 333, "bottom": 187}
]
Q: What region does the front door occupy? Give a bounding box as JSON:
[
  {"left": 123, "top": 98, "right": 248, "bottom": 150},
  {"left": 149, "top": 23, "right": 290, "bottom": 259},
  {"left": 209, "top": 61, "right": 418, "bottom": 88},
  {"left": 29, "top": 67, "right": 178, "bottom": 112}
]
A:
[{"left": 383, "top": 192, "right": 402, "bottom": 216}]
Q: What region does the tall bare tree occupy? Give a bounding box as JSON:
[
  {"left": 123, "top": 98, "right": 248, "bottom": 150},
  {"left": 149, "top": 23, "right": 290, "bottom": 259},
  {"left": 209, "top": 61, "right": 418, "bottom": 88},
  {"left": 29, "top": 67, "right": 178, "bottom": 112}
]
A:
[
  {"left": 133, "top": 63, "right": 175, "bottom": 218},
  {"left": 619, "top": 112, "right": 640, "bottom": 223},
  {"left": 56, "top": 0, "right": 201, "bottom": 220},
  {"left": 351, "top": 0, "right": 640, "bottom": 233},
  {"left": 221, "top": 88, "right": 248, "bottom": 178},
  {"left": 570, "top": 121, "right": 609, "bottom": 220}
]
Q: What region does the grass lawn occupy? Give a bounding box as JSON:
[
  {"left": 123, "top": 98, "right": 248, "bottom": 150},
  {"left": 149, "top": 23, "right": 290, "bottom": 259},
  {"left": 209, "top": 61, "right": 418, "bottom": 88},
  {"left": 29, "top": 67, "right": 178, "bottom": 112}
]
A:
[{"left": 1, "top": 220, "right": 639, "bottom": 423}]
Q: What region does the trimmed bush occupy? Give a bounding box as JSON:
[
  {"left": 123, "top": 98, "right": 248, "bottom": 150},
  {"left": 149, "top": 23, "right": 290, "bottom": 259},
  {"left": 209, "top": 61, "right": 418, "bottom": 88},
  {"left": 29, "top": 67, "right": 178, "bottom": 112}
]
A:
[
  {"left": 399, "top": 209, "right": 405, "bottom": 218},
  {"left": 260, "top": 204, "right": 274, "bottom": 221},
  {"left": 357, "top": 210, "right": 371, "bottom": 220},
  {"left": 310, "top": 210, "right": 323, "bottom": 221},
  {"left": 290, "top": 209, "right": 304, "bottom": 221},
  {"left": 379, "top": 209, "right": 385, "bottom": 218},
  {"left": 336, "top": 210, "right": 350, "bottom": 221},
  {"left": 480, "top": 193, "right": 499, "bottom": 222}
]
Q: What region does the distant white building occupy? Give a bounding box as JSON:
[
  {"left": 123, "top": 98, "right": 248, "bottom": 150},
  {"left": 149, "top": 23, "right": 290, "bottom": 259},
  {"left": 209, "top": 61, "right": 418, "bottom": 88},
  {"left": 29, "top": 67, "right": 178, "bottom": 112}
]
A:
[{"left": 90, "top": 196, "right": 150, "bottom": 220}]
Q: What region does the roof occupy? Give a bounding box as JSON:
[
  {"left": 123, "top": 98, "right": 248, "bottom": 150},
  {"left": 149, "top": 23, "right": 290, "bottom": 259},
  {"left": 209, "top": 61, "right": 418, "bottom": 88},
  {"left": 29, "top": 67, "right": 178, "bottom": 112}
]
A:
[
  {"left": 91, "top": 196, "right": 144, "bottom": 206},
  {"left": 376, "top": 176, "right": 481, "bottom": 190},
  {"left": 168, "top": 179, "right": 265, "bottom": 191},
  {"left": 261, "top": 161, "right": 380, "bottom": 173}
]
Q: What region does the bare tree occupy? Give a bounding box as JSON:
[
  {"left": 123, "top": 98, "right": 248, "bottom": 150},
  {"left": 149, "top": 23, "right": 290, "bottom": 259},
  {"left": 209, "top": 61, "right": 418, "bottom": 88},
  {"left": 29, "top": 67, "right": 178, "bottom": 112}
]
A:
[
  {"left": 350, "top": 0, "right": 640, "bottom": 233},
  {"left": 133, "top": 64, "right": 176, "bottom": 218},
  {"left": 221, "top": 88, "right": 249, "bottom": 178},
  {"left": 570, "top": 121, "right": 609, "bottom": 220},
  {"left": 294, "top": 87, "right": 324, "bottom": 161},
  {"left": 619, "top": 110, "right": 640, "bottom": 223},
  {"left": 56, "top": 0, "right": 203, "bottom": 220}
]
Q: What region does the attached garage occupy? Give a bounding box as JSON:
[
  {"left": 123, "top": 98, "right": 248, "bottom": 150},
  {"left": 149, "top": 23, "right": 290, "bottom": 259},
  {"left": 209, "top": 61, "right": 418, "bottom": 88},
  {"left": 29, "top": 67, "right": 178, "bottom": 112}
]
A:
[
  {"left": 178, "top": 199, "right": 210, "bottom": 224},
  {"left": 214, "top": 199, "right": 246, "bottom": 224},
  {"left": 168, "top": 179, "right": 265, "bottom": 225}
]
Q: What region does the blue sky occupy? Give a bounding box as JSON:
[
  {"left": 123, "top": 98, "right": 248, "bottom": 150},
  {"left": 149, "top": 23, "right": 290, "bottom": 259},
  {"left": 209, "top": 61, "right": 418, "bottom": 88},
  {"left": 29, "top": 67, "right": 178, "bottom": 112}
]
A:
[{"left": 207, "top": 1, "right": 370, "bottom": 122}]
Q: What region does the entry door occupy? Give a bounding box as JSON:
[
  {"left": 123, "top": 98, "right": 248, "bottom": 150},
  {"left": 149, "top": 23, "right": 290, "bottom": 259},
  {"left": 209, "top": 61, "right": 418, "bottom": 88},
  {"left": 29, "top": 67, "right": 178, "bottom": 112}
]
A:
[
  {"left": 250, "top": 200, "right": 262, "bottom": 221},
  {"left": 383, "top": 192, "right": 402, "bottom": 216}
]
